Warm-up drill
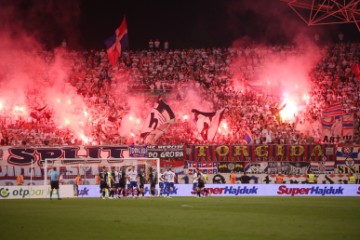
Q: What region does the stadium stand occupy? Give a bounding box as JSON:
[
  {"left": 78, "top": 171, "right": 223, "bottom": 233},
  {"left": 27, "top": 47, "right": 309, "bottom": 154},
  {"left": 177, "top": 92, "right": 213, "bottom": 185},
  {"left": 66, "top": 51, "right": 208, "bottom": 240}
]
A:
[{"left": 0, "top": 42, "right": 359, "bottom": 146}]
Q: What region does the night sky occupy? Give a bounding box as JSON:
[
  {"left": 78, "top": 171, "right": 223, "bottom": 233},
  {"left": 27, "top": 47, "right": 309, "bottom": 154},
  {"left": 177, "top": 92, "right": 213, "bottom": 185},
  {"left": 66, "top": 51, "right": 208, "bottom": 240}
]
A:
[{"left": 1, "top": 0, "right": 359, "bottom": 50}]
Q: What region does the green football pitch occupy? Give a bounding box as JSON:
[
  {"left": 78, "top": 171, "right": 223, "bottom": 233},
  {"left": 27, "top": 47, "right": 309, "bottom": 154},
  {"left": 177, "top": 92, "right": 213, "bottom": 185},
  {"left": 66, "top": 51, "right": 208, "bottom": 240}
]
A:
[{"left": 0, "top": 197, "right": 359, "bottom": 240}]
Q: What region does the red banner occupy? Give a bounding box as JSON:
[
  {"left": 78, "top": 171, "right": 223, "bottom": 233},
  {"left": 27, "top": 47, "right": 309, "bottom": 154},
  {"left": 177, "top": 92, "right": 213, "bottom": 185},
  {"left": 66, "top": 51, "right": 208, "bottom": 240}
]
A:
[{"left": 186, "top": 144, "right": 336, "bottom": 162}]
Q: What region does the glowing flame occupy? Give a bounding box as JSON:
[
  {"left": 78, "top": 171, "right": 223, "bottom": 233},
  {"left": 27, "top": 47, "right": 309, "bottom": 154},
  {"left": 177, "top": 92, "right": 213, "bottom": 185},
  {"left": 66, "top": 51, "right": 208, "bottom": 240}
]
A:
[
  {"left": 14, "top": 106, "right": 20, "bottom": 111},
  {"left": 303, "top": 94, "right": 309, "bottom": 104},
  {"left": 80, "top": 134, "right": 89, "bottom": 144},
  {"left": 280, "top": 99, "right": 298, "bottom": 122},
  {"left": 218, "top": 120, "right": 229, "bottom": 135},
  {"left": 13, "top": 106, "right": 27, "bottom": 116}
]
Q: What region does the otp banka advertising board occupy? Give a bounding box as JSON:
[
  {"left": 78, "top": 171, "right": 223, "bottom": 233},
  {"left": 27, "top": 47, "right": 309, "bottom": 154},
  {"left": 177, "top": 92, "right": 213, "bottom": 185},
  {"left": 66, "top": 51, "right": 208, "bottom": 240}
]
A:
[{"left": 0, "top": 185, "right": 74, "bottom": 199}]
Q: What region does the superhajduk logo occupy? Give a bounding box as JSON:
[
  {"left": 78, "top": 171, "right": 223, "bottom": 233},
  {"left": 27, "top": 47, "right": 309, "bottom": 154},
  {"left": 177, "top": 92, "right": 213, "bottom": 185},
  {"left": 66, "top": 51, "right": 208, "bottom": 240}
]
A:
[
  {"left": 0, "top": 188, "right": 10, "bottom": 198},
  {"left": 277, "top": 185, "right": 344, "bottom": 196}
]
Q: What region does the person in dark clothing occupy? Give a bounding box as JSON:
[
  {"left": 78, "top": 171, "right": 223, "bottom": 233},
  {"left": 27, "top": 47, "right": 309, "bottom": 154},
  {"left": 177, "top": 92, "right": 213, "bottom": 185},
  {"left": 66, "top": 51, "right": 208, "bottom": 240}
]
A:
[
  {"left": 138, "top": 169, "right": 146, "bottom": 197},
  {"left": 148, "top": 168, "right": 157, "bottom": 197},
  {"left": 212, "top": 174, "right": 226, "bottom": 184},
  {"left": 240, "top": 172, "right": 251, "bottom": 184},
  {"left": 99, "top": 166, "right": 108, "bottom": 199},
  {"left": 118, "top": 168, "right": 127, "bottom": 197},
  {"left": 264, "top": 174, "right": 270, "bottom": 184}
]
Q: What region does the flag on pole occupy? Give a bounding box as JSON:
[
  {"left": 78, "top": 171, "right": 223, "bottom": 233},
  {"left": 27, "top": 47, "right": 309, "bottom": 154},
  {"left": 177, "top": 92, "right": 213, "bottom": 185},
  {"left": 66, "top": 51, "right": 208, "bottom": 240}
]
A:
[
  {"left": 140, "top": 99, "right": 176, "bottom": 144},
  {"left": 192, "top": 108, "right": 226, "bottom": 141},
  {"left": 322, "top": 102, "right": 343, "bottom": 117},
  {"left": 321, "top": 102, "right": 350, "bottom": 139},
  {"left": 104, "top": 16, "right": 129, "bottom": 65}
]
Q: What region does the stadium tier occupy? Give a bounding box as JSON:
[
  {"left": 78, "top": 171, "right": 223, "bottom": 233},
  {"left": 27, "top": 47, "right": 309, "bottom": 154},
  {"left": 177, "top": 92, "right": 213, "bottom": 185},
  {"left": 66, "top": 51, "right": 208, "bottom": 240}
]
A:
[
  {"left": 0, "top": 42, "right": 360, "bottom": 189},
  {"left": 0, "top": 43, "right": 359, "bottom": 146}
]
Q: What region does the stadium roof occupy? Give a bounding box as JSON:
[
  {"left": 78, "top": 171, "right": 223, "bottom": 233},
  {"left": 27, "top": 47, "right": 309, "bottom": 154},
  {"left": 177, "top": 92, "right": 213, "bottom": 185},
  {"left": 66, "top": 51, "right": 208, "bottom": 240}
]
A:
[
  {"left": 281, "top": 0, "right": 360, "bottom": 31},
  {"left": 1, "top": 0, "right": 359, "bottom": 50}
]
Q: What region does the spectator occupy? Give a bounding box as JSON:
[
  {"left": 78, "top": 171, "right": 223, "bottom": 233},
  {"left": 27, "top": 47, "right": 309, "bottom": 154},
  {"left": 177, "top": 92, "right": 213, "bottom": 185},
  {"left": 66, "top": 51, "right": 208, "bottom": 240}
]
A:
[
  {"left": 348, "top": 172, "right": 356, "bottom": 184},
  {"left": 154, "top": 38, "right": 160, "bottom": 50},
  {"left": 149, "top": 39, "right": 154, "bottom": 49},
  {"left": 276, "top": 173, "right": 284, "bottom": 184},
  {"left": 74, "top": 174, "right": 82, "bottom": 196},
  {"left": 164, "top": 41, "right": 169, "bottom": 51},
  {"left": 17, "top": 172, "right": 24, "bottom": 186},
  {"left": 229, "top": 171, "right": 237, "bottom": 184},
  {"left": 240, "top": 172, "right": 251, "bottom": 184}
]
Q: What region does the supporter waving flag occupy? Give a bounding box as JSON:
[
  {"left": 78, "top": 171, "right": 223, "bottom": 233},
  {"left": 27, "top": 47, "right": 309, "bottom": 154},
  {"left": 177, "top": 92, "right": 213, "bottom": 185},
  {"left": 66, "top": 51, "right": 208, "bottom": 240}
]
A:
[
  {"left": 104, "top": 16, "right": 129, "bottom": 65},
  {"left": 140, "top": 98, "right": 175, "bottom": 144},
  {"left": 342, "top": 114, "right": 354, "bottom": 139},
  {"left": 322, "top": 102, "right": 345, "bottom": 139},
  {"left": 244, "top": 129, "right": 253, "bottom": 144},
  {"left": 322, "top": 102, "right": 343, "bottom": 117},
  {"left": 192, "top": 108, "right": 226, "bottom": 141}
]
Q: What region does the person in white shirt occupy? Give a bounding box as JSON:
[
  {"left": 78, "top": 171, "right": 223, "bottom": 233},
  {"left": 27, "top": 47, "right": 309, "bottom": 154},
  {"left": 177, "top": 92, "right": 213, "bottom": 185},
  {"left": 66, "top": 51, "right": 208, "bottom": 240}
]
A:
[
  {"left": 192, "top": 168, "right": 199, "bottom": 190},
  {"left": 158, "top": 169, "right": 165, "bottom": 196},
  {"left": 126, "top": 166, "right": 139, "bottom": 198},
  {"left": 266, "top": 129, "right": 273, "bottom": 143},
  {"left": 261, "top": 127, "right": 273, "bottom": 144},
  {"left": 163, "top": 168, "right": 176, "bottom": 198}
]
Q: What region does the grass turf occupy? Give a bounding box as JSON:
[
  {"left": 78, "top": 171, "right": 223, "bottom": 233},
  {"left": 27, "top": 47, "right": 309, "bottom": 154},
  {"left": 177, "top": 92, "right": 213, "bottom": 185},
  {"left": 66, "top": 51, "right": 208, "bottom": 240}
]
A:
[{"left": 0, "top": 197, "right": 359, "bottom": 240}]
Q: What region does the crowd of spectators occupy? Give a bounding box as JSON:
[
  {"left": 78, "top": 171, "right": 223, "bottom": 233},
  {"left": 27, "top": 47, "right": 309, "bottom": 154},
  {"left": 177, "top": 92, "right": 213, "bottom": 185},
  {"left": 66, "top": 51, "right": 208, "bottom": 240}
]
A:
[{"left": 0, "top": 40, "right": 359, "bottom": 146}]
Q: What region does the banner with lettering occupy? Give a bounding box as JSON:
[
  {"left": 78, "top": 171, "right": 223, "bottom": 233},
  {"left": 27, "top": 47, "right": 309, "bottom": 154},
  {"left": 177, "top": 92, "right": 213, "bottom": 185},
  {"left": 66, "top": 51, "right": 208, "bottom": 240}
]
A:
[
  {"left": 186, "top": 144, "right": 336, "bottom": 162},
  {"left": 335, "top": 145, "right": 360, "bottom": 174},
  {"left": 74, "top": 184, "right": 360, "bottom": 197},
  {"left": 186, "top": 161, "right": 218, "bottom": 174},
  {"left": 246, "top": 162, "right": 269, "bottom": 173},
  {"left": 267, "top": 162, "right": 311, "bottom": 174},
  {"left": 0, "top": 185, "right": 74, "bottom": 199},
  {"left": 146, "top": 145, "right": 184, "bottom": 159},
  {"left": 0, "top": 146, "right": 129, "bottom": 185},
  {"left": 160, "top": 160, "right": 186, "bottom": 176},
  {"left": 336, "top": 145, "right": 360, "bottom": 163},
  {"left": 129, "top": 145, "right": 147, "bottom": 157}
]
